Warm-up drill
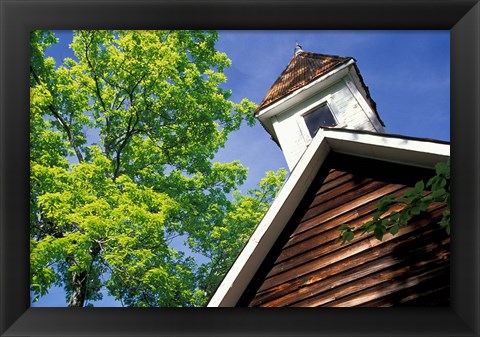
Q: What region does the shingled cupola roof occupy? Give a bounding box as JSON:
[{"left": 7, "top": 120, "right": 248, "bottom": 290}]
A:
[{"left": 254, "top": 51, "right": 353, "bottom": 114}]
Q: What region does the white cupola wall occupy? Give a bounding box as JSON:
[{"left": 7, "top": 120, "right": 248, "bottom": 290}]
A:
[{"left": 255, "top": 50, "right": 385, "bottom": 170}]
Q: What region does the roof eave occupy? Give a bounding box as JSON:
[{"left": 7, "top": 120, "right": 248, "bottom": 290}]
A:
[{"left": 350, "top": 63, "right": 386, "bottom": 127}]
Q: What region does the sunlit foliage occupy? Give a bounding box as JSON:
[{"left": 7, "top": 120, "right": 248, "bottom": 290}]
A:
[{"left": 30, "top": 30, "right": 286, "bottom": 307}]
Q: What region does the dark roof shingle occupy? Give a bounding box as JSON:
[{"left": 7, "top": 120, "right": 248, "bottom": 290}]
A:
[{"left": 255, "top": 52, "right": 352, "bottom": 113}]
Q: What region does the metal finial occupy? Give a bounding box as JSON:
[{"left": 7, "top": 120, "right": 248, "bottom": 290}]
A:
[{"left": 294, "top": 42, "right": 303, "bottom": 56}]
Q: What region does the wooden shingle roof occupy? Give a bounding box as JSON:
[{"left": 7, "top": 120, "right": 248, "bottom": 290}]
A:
[{"left": 255, "top": 52, "right": 353, "bottom": 113}]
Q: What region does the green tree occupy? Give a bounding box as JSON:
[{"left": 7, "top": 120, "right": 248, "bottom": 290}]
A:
[
  {"left": 338, "top": 160, "right": 450, "bottom": 243},
  {"left": 30, "top": 30, "right": 286, "bottom": 307}
]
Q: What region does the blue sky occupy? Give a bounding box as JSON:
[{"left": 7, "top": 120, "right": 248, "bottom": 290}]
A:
[{"left": 33, "top": 30, "right": 450, "bottom": 307}]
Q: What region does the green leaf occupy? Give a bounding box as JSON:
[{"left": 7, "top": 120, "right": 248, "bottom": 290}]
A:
[
  {"left": 343, "top": 231, "right": 355, "bottom": 242},
  {"left": 400, "top": 189, "right": 417, "bottom": 202},
  {"left": 389, "top": 212, "right": 400, "bottom": 222},
  {"left": 365, "top": 220, "right": 376, "bottom": 233},
  {"left": 431, "top": 188, "right": 447, "bottom": 201},
  {"left": 389, "top": 225, "right": 399, "bottom": 236},
  {"left": 439, "top": 210, "right": 450, "bottom": 235},
  {"left": 377, "top": 197, "right": 392, "bottom": 212},
  {"left": 409, "top": 204, "right": 423, "bottom": 216},
  {"left": 414, "top": 180, "right": 425, "bottom": 193},
  {"left": 432, "top": 177, "right": 447, "bottom": 191},
  {"left": 435, "top": 161, "right": 450, "bottom": 178},
  {"left": 374, "top": 227, "right": 385, "bottom": 241}
]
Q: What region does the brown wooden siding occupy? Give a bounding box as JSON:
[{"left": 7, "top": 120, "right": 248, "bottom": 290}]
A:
[{"left": 237, "top": 153, "right": 449, "bottom": 307}]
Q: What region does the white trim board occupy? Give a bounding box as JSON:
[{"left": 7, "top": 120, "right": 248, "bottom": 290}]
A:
[{"left": 207, "top": 129, "right": 450, "bottom": 307}]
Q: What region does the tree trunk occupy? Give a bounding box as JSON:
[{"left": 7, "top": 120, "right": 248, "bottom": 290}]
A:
[
  {"left": 66, "top": 242, "right": 101, "bottom": 307},
  {"left": 67, "top": 271, "right": 88, "bottom": 307}
]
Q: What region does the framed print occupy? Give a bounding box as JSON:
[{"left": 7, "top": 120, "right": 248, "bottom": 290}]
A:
[{"left": 1, "top": 0, "right": 479, "bottom": 336}]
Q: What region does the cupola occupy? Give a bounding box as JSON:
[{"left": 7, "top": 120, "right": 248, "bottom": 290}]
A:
[{"left": 255, "top": 47, "right": 386, "bottom": 170}]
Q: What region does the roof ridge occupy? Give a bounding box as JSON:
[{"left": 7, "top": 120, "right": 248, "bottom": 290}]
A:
[{"left": 297, "top": 51, "right": 351, "bottom": 60}]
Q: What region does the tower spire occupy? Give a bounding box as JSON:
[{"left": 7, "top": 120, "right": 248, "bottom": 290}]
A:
[{"left": 294, "top": 42, "right": 303, "bottom": 56}]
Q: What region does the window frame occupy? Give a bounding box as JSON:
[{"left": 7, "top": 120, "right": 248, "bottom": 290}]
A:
[{"left": 297, "top": 97, "right": 338, "bottom": 144}]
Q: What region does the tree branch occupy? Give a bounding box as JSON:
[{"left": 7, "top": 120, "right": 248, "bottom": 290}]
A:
[
  {"left": 30, "top": 66, "right": 84, "bottom": 163},
  {"left": 83, "top": 31, "right": 108, "bottom": 114}
]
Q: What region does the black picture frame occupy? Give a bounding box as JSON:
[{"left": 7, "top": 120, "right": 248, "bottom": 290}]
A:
[{"left": 1, "top": 0, "right": 479, "bottom": 336}]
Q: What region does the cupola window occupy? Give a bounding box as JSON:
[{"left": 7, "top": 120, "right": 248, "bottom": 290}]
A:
[{"left": 303, "top": 103, "right": 337, "bottom": 137}]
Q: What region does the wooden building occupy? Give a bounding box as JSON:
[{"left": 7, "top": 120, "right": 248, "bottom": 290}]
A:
[{"left": 208, "top": 45, "right": 450, "bottom": 307}]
